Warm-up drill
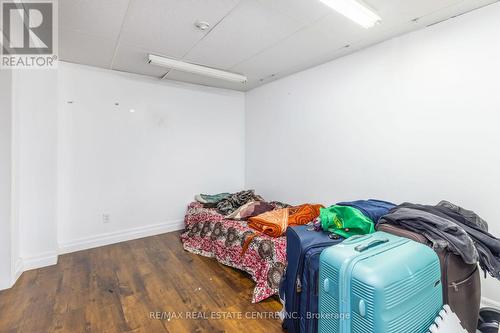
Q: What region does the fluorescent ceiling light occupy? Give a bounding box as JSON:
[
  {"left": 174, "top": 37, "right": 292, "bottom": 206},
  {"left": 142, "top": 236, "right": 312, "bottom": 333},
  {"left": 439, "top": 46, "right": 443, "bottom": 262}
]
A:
[
  {"left": 319, "top": 0, "right": 381, "bottom": 28},
  {"left": 148, "top": 54, "right": 247, "bottom": 83}
]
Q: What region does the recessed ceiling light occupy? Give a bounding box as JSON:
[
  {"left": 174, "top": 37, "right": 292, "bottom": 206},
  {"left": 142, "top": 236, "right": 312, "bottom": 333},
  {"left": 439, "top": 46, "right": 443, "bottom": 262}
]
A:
[
  {"left": 195, "top": 20, "right": 210, "bottom": 31},
  {"left": 319, "top": 0, "right": 381, "bottom": 28},
  {"left": 129, "top": 109, "right": 136, "bottom": 113}
]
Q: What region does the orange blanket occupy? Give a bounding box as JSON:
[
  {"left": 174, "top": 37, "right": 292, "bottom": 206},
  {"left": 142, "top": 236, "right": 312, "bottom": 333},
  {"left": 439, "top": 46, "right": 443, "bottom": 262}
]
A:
[
  {"left": 247, "top": 208, "right": 289, "bottom": 238},
  {"left": 242, "top": 204, "right": 323, "bottom": 254},
  {"left": 247, "top": 204, "right": 324, "bottom": 238},
  {"left": 288, "top": 204, "right": 323, "bottom": 226}
]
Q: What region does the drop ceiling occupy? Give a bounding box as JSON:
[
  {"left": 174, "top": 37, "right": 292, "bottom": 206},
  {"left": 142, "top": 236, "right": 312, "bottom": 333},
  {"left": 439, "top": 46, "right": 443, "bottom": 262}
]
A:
[{"left": 59, "top": 0, "right": 499, "bottom": 91}]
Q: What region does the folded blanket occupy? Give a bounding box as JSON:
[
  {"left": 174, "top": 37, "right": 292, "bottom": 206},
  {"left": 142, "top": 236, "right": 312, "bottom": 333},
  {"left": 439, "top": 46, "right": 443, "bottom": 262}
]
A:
[
  {"left": 243, "top": 204, "right": 322, "bottom": 255},
  {"left": 248, "top": 208, "right": 290, "bottom": 238},
  {"left": 288, "top": 204, "right": 323, "bottom": 225},
  {"left": 248, "top": 204, "right": 323, "bottom": 238}
]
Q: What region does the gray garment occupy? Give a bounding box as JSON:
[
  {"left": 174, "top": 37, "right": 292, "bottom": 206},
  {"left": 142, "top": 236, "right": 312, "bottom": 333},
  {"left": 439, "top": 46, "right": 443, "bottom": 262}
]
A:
[
  {"left": 433, "top": 204, "right": 500, "bottom": 279},
  {"left": 437, "top": 200, "right": 489, "bottom": 231},
  {"left": 379, "top": 207, "right": 479, "bottom": 265}
]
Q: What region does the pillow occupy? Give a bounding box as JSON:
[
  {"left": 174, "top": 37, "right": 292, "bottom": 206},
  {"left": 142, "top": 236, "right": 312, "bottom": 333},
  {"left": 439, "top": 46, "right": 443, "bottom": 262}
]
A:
[{"left": 226, "top": 201, "right": 275, "bottom": 220}]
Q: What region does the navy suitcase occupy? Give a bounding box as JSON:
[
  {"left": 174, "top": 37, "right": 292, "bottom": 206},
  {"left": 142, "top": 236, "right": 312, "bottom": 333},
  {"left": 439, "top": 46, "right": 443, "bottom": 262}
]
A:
[{"left": 280, "top": 225, "right": 343, "bottom": 333}]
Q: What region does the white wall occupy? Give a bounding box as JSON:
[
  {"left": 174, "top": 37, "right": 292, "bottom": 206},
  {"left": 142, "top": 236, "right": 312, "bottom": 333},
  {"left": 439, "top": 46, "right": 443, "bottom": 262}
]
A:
[
  {"left": 246, "top": 3, "right": 500, "bottom": 305},
  {"left": 57, "top": 63, "right": 245, "bottom": 252},
  {"left": 3, "top": 61, "right": 244, "bottom": 288},
  {"left": 11, "top": 70, "right": 59, "bottom": 270},
  {"left": 0, "top": 70, "right": 13, "bottom": 289}
]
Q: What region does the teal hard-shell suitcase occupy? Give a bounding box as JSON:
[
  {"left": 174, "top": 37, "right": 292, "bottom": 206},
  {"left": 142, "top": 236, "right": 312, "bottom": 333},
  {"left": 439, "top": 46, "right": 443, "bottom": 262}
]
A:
[{"left": 318, "top": 231, "right": 443, "bottom": 333}]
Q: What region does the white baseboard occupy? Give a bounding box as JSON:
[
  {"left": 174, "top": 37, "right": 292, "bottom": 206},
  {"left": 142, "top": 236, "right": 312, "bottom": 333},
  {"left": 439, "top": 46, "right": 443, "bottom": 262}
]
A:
[
  {"left": 58, "top": 219, "right": 185, "bottom": 255},
  {"left": 3, "top": 220, "right": 184, "bottom": 291},
  {"left": 481, "top": 296, "right": 500, "bottom": 310},
  {"left": 0, "top": 260, "right": 22, "bottom": 291},
  {"left": 22, "top": 251, "right": 58, "bottom": 271},
  {"left": 12, "top": 258, "right": 23, "bottom": 282},
  {"left": 4, "top": 252, "right": 58, "bottom": 291}
]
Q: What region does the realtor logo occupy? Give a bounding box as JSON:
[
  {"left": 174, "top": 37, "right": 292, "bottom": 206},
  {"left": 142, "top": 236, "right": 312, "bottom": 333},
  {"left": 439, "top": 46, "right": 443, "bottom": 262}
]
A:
[{"left": 1, "top": 0, "right": 58, "bottom": 68}]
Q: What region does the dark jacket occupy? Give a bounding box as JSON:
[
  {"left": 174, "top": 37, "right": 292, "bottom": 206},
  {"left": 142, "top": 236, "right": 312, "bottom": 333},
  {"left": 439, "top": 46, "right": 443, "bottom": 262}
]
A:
[{"left": 380, "top": 202, "right": 500, "bottom": 279}]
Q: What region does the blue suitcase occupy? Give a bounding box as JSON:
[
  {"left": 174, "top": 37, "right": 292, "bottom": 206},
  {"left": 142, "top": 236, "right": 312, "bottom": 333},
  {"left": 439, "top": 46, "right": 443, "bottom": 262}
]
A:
[
  {"left": 319, "top": 231, "right": 443, "bottom": 333},
  {"left": 280, "top": 225, "right": 344, "bottom": 333}
]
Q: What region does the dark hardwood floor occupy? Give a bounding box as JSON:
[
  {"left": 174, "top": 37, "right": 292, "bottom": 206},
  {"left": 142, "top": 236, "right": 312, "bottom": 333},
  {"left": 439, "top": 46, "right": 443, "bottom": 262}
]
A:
[{"left": 0, "top": 231, "right": 283, "bottom": 333}]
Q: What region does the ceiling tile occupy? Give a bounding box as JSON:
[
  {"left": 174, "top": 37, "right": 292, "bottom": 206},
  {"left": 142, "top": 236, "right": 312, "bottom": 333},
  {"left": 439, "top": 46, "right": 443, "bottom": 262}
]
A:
[
  {"left": 255, "top": 0, "right": 330, "bottom": 25},
  {"left": 59, "top": 0, "right": 130, "bottom": 40},
  {"left": 59, "top": 29, "right": 116, "bottom": 69},
  {"left": 239, "top": 44, "right": 356, "bottom": 90},
  {"left": 368, "top": 0, "right": 464, "bottom": 26},
  {"left": 183, "top": 0, "right": 304, "bottom": 69},
  {"left": 118, "top": 0, "right": 240, "bottom": 59},
  {"left": 111, "top": 42, "right": 169, "bottom": 77},
  {"left": 232, "top": 12, "right": 364, "bottom": 80}
]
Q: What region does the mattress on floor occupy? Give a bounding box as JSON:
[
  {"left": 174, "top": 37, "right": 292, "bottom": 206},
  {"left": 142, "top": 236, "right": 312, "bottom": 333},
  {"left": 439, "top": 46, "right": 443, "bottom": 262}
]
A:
[{"left": 180, "top": 202, "right": 286, "bottom": 303}]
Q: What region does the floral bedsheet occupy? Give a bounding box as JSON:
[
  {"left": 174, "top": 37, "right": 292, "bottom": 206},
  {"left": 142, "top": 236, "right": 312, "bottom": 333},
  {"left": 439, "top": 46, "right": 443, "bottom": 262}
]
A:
[{"left": 180, "top": 202, "right": 287, "bottom": 303}]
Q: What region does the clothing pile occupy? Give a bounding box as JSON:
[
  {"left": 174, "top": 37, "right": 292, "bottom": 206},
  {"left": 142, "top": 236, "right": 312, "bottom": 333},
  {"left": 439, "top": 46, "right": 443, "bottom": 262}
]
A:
[
  {"left": 195, "top": 191, "right": 324, "bottom": 250},
  {"left": 378, "top": 201, "right": 500, "bottom": 279},
  {"left": 195, "top": 190, "right": 290, "bottom": 218},
  {"left": 195, "top": 190, "right": 323, "bottom": 237}
]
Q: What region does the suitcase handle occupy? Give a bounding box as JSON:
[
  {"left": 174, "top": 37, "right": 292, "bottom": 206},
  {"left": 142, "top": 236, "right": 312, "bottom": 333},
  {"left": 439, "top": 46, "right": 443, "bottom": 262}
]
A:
[
  {"left": 343, "top": 234, "right": 370, "bottom": 244},
  {"left": 355, "top": 238, "right": 390, "bottom": 252}
]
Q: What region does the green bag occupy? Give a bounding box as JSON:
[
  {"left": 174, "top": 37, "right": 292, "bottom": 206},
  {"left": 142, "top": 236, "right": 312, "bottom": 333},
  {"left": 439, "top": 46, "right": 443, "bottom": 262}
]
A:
[{"left": 320, "top": 205, "right": 375, "bottom": 238}]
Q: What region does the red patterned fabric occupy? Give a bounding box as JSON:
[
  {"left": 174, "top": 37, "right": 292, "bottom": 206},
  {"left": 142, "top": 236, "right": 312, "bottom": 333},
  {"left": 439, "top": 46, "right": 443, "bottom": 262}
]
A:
[{"left": 180, "top": 202, "right": 287, "bottom": 303}]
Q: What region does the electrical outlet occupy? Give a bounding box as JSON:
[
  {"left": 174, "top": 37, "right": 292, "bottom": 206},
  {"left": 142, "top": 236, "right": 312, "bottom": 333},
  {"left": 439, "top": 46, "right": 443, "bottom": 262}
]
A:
[{"left": 102, "top": 214, "right": 111, "bottom": 224}]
